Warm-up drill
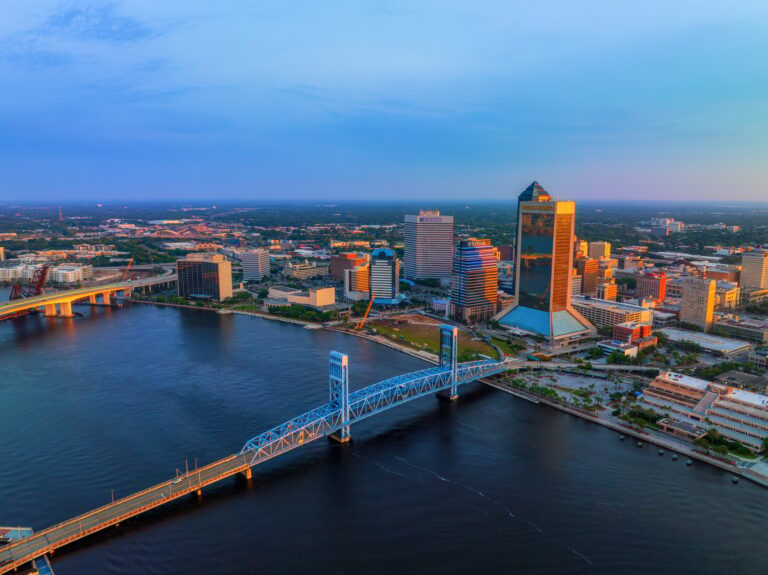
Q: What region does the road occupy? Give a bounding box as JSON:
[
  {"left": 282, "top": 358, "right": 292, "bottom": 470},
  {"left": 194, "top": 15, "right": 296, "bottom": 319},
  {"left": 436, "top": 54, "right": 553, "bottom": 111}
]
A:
[{"left": 0, "top": 454, "right": 247, "bottom": 574}]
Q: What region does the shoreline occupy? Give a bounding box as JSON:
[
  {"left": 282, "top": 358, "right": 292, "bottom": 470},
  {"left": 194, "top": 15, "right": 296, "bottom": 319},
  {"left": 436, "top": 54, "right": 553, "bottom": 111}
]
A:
[
  {"left": 129, "top": 300, "right": 768, "bottom": 488},
  {"left": 329, "top": 324, "right": 768, "bottom": 488}
]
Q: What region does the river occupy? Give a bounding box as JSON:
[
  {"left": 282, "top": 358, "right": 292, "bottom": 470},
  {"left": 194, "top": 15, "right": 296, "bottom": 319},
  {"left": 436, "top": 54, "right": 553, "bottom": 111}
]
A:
[{"left": 1, "top": 301, "right": 766, "bottom": 574}]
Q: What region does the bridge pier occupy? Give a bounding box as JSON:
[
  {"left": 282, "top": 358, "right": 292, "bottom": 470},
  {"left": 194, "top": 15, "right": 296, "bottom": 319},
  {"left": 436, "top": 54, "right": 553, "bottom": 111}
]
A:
[
  {"left": 89, "top": 294, "right": 97, "bottom": 304},
  {"left": 436, "top": 325, "right": 459, "bottom": 401},
  {"left": 58, "top": 301, "right": 74, "bottom": 318},
  {"left": 44, "top": 304, "right": 57, "bottom": 317},
  {"left": 328, "top": 352, "right": 351, "bottom": 443}
]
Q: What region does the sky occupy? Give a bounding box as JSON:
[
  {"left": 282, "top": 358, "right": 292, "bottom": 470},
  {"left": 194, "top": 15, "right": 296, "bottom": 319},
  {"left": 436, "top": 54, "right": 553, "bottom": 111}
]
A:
[{"left": 1, "top": 1, "right": 767, "bottom": 202}]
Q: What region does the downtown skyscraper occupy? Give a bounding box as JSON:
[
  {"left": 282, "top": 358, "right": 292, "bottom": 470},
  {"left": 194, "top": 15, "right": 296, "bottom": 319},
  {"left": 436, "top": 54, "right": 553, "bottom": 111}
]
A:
[
  {"left": 497, "top": 182, "right": 594, "bottom": 346},
  {"left": 404, "top": 210, "right": 454, "bottom": 285},
  {"left": 450, "top": 239, "right": 498, "bottom": 324}
]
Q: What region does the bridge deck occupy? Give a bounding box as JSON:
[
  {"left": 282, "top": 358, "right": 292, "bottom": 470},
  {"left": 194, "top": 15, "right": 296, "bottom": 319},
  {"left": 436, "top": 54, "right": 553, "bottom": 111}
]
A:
[
  {"left": 0, "top": 274, "right": 177, "bottom": 318},
  {"left": 0, "top": 359, "right": 519, "bottom": 573},
  {"left": 0, "top": 455, "right": 248, "bottom": 573}
]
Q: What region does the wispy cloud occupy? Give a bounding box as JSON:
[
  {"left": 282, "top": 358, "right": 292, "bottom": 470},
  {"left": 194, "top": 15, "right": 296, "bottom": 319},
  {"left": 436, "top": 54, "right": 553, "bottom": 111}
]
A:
[{"left": 39, "top": 2, "right": 155, "bottom": 43}]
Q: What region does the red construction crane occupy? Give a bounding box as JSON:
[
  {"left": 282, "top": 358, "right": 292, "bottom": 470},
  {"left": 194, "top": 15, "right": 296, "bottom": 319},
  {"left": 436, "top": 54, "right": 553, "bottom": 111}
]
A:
[
  {"left": 9, "top": 265, "right": 49, "bottom": 301},
  {"left": 121, "top": 258, "right": 134, "bottom": 282},
  {"left": 355, "top": 293, "right": 376, "bottom": 330}
]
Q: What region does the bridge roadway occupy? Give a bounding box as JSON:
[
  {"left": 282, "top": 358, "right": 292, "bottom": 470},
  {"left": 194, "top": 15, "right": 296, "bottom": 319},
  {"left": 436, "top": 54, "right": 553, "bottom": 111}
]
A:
[
  {"left": 0, "top": 359, "right": 508, "bottom": 573},
  {"left": 0, "top": 274, "right": 177, "bottom": 319},
  {"left": 0, "top": 353, "right": 656, "bottom": 571}
]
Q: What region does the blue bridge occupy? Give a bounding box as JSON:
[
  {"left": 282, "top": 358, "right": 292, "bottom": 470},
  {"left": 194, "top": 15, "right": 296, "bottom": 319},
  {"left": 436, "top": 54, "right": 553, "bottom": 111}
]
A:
[{"left": 0, "top": 326, "right": 515, "bottom": 574}]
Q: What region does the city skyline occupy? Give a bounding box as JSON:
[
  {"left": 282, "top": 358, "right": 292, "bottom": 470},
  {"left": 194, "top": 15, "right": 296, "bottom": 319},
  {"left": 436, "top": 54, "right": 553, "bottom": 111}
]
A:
[{"left": 2, "top": 2, "right": 767, "bottom": 202}]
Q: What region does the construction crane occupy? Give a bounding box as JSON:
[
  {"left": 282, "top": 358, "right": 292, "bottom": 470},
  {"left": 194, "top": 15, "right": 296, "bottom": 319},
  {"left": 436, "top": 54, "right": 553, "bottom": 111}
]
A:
[
  {"left": 10, "top": 265, "right": 49, "bottom": 301},
  {"left": 355, "top": 293, "right": 376, "bottom": 330},
  {"left": 121, "top": 258, "right": 134, "bottom": 282}
]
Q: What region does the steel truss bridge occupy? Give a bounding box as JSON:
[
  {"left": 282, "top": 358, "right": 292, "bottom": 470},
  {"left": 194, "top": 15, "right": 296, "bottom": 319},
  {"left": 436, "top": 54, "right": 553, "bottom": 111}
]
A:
[{"left": 0, "top": 325, "right": 514, "bottom": 573}]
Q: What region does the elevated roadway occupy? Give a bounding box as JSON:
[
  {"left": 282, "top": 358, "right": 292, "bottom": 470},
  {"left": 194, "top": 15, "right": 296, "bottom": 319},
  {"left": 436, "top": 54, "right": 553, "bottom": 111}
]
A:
[
  {"left": 0, "top": 274, "right": 176, "bottom": 319},
  {"left": 0, "top": 345, "right": 505, "bottom": 573}
]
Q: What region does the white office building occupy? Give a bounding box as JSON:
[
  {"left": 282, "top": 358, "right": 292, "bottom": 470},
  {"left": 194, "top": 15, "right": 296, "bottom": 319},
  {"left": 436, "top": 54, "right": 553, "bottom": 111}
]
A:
[
  {"left": 242, "top": 248, "right": 271, "bottom": 282},
  {"left": 404, "top": 210, "right": 454, "bottom": 284}
]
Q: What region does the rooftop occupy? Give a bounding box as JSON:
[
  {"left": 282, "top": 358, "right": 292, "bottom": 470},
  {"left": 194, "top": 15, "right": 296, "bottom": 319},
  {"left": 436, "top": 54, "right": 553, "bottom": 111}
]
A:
[
  {"left": 657, "top": 371, "right": 711, "bottom": 391},
  {"left": 728, "top": 388, "right": 768, "bottom": 409},
  {"left": 572, "top": 295, "right": 649, "bottom": 313},
  {"left": 658, "top": 327, "right": 752, "bottom": 353}
]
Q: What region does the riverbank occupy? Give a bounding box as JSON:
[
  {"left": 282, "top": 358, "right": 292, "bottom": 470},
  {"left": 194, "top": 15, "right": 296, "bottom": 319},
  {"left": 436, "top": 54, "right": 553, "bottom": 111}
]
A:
[
  {"left": 131, "top": 299, "right": 768, "bottom": 488},
  {"left": 332, "top": 323, "right": 768, "bottom": 488},
  {"left": 129, "top": 299, "right": 317, "bottom": 327},
  {"left": 486, "top": 375, "right": 768, "bottom": 488}
]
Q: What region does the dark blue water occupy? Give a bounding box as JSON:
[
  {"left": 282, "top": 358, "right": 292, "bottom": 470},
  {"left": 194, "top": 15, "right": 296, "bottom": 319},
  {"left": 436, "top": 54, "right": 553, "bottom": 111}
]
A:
[{"left": 1, "top": 302, "right": 766, "bottom": 574}]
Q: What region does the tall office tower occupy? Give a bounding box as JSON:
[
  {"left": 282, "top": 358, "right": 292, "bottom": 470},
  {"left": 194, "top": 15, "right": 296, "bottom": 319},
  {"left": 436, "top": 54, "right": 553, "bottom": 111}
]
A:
[
  {"left": 177, "top": 253, "right": 233, "bottom": 302},
  {"left": 450, "top": 239, "right": 499, "bottom": 324},
  {"left": 588, "top": 241, "right": 611, "bottom": 260},
  {"left": 636, "top": 271, "right": 667, "bottom": 302},
  {"left": 344, "top": 262, "right": 370, "bottom": 301},
  {"left": 575, "top": 257, "right": 599, "bottom": 296},
  {"left": 370, "top": 249, "right": 400, "bottom": 304},
  {"left": 497, "top": 181, "right": 595, "bottom": 346},
  {"left": 241, "top": 248, "right": 271, "bottom": 282},
  {"left": 680, "top": 278, "right": 716, "bottom": 332},
  {"left": 330, "top": 252, "right": 368, "bottom": 281},
  {"left": 573, "top": 238, "right": 588, "bottom": 260},
  {"left": 741, "top": 250, "right": 768, "bottom": 290},
  {"left": 404, "top": 210, "right": 454, "bottom": 284}
]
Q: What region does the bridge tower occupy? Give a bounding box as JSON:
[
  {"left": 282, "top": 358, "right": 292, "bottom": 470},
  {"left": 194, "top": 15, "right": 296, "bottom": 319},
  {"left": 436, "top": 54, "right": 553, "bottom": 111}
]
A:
[
  {"left": 437, "top": 324, "right": 459, "bottom": 401},
  {"left": 328, "top": 351, "right": 351, "bottom": 443}
]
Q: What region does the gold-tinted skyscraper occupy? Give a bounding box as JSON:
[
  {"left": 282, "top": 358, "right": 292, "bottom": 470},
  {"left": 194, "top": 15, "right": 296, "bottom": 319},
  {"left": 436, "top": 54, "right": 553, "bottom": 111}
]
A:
[{"left": 497, "top": 181, "right": 594, "bottom": 346}]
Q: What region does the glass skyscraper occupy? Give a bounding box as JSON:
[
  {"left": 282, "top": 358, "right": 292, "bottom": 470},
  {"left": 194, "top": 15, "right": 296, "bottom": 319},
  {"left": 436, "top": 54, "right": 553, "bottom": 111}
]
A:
[
  {"left": 497, "top": 182, "right": 594, "bottom": 346},
  {"left": 450, "top": 238, "right": 498, "bottom": 324}
]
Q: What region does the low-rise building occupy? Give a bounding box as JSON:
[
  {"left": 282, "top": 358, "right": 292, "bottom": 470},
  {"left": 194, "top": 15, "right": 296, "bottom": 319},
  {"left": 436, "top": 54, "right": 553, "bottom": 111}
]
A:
[
  {"left": 597, "top": 340, "right": 639, "bottom": 357},
  {"left": 714, "top": 317, "right": 768, "bottom": 344},
  {"left": 267, "top": 286, "right": 337, "bottom": 309},
  {"left": 642, "top": 372, "right": 768, "bottom": 453},
  {"left": 657, "top": 327, "right": 752, "bottom": 359},
  {"left": 49, "top": 264, "right": 93, "bottom": 284},
  {"left": 282, "top": 261, "right": 330, "bottom": 280},
  {"left": 572, "top": 295, "right": 653, "bottom": 327},
  {"left": 714, "top": 371, "right": 768, "bottom": 392},
  {"left": 596, "top": 281, "right": 617, "bottom": 301},
  {"left": 714, "top": 281, "right": 740, "bottom": 310},
  {"left": 748, "top": 349, "right": 768, "bottom": 370}
]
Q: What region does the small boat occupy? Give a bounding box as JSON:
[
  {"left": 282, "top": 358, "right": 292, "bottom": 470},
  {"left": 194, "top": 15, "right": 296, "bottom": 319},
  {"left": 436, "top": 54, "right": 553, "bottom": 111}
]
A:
[
  {"left": 636, "top": 442, "right": 643, "bottom": 447},
  {"left": 686, "top": 460, "right": 693, "bottom": 466},
  {"left": 671, "top": 454, "right": 678, "bottom": 461},
  {"left": 619, "top": 435, "right": 625, "bottom": 441},
  {"left": 658, "top": 450, "right": 665, "bottom": 456},
  {"left": 732, "top": 476, "right": 739, "bottom": 484}
]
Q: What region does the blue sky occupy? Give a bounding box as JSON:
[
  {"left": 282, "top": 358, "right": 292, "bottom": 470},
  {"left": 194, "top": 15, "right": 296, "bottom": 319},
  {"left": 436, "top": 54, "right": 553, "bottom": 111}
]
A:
[{"left": 1, "top": 1, "right": 767, "bottom": 202}]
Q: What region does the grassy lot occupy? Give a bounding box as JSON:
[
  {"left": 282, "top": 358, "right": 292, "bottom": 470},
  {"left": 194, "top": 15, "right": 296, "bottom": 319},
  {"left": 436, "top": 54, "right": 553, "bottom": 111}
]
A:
[
  {"left": 370, "top": 321, "right": 496, "bottom": 361},
  {"left": 491, "top": 337, "right": 526, "bottom": 357}
]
